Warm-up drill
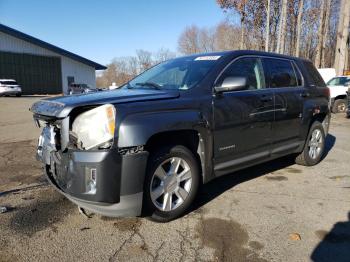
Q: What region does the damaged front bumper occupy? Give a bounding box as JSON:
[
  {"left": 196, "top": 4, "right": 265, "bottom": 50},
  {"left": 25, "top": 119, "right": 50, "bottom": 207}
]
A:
[{"left": 37, "top": 125, "right": 149, "bottom": 217}]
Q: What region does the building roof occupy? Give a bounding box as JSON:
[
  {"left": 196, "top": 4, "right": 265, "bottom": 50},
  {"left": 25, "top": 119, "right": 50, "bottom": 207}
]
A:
[{"left": 0, "top": 24, "right": 106, "bottom": 70}]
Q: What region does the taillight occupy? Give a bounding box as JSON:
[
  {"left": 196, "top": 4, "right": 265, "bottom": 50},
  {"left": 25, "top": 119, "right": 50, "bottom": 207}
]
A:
[
  {"left": 325, "top": 87, "right": 330, "bottom": 98},
  {"left": 326, "top": 87, "right": 331, "bottom": 109}
]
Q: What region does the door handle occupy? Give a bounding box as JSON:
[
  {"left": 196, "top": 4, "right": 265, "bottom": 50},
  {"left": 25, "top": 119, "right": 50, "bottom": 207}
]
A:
[
  {"left": 260, "top": 96, "right": 273, "bottom": 102},
  {"left": 300, "top": 92, "right": 310, "bottom": 98}
]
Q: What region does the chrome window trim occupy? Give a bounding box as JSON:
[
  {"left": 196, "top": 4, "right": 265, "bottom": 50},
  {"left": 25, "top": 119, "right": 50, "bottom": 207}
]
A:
[
  {"left": 291, "top": 60, "right": 305, "bottom": 87},
  {"left": 213, "top": 55, "right": 306, "bottom": 93}
]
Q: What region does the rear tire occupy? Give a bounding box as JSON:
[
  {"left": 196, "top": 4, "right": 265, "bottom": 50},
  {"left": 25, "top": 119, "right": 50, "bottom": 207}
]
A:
[
  {"left": 143, "top": 145, "right": 200, "bottom": 222},
  {"left": 295, "top": 121, "right": 325, "bottom": 166},
  {"left": 332, "top": 99, "right": 347, "bottom": 113},
  {"left": 15, "top": 93, "right": 21, "bottom": 97}
]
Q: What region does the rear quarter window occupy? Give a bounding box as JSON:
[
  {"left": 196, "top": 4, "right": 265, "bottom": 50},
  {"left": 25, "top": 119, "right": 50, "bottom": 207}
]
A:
[
  {"left": 303, "top": 61, "right": 326, "bottom": 87},
  {"left": 0, "top": 81, "right": 18, "bottom": 85}
]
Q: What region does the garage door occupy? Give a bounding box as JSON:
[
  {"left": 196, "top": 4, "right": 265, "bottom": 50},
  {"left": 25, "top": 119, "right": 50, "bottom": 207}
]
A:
[{"left": 0, "top": 51, "right": 62, "bottom": 95}]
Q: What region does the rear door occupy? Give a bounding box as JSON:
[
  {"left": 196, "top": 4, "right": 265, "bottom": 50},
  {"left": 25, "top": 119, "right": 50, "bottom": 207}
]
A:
[
  {"left": 262, "top": 58, "right": 305, "bottom": 156},
  {"left": 213, "top": 56, "right": 274, "bottom": 175}
]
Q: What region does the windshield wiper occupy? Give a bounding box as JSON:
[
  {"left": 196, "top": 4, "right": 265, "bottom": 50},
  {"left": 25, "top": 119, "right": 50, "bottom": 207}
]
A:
[
  {"left": 126, "top": 82, "right": 133, "bottom": 89},
  {"left": 135, "top": 82, "right": 162, "bottom": 89}
]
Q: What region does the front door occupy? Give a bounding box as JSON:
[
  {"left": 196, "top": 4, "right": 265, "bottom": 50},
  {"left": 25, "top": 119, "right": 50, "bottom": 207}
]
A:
[{"left": 213, "top": 57, "right": 274, "bottom": 175}]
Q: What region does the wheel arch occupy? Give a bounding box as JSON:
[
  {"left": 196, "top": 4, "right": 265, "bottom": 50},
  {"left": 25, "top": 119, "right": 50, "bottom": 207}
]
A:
[
  {"left": 310, "top": 112, "right": 330, "bottom": 136},
  {"left": 117, "top": 111, "right": 213, "bottom": 184},
  {"left": 334, "top": 95, "right": 347, "bottom": 100}
]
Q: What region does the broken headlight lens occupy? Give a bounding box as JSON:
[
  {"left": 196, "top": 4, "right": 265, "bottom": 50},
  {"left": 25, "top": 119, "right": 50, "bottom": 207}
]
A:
[{"left": 72, "top": 104, "right": 116, "bottom": 150}]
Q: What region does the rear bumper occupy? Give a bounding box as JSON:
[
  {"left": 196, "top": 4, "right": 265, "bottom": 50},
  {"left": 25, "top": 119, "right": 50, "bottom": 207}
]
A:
[
  {"left": 44, "top": 149, "right": 148, "bottom": 217},
  {"left": 0, "top": 90, "right": 21, "bottom": 96}
]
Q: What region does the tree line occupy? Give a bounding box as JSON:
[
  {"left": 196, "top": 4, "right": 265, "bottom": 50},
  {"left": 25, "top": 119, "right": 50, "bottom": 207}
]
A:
[
  {"left": 96, "top": 48, "right": 175, "bottom": 88},
  {"left": 179, "top": 0, "right": 349, "bottom": 75},
  {"left": 97, "top": 0, "right": 349, "bottom": 87}
]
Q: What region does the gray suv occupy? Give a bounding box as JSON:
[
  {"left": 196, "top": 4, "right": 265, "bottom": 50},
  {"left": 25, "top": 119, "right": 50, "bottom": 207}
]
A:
[{"left": 31, "top": 50, "right": 331, "bottom": 222}]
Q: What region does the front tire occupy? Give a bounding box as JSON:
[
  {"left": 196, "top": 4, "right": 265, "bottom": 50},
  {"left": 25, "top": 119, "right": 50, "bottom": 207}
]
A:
[
  {"left": 332, "top": 99, "right": 347, "bottom": 113},
  {"left": 295, "top": 121, "right": 325, "bottom": 166},
  {"left": 143, "top": 145, "right": 200, "bottom": 222}
]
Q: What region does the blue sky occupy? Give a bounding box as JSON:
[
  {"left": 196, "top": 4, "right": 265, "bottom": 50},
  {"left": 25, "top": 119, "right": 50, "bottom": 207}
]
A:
[{"left": 0, "top": 0, "right": 227, "bottom": 65}]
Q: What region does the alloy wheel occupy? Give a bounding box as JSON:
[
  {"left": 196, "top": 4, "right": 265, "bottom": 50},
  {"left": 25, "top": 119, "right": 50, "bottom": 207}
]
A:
[
  {"left": 308, "top": 129, "right": 323, "bottom": 159},
  {"left": 337, "top": 102, "right": 346, "bottom": 113},
  {"left": 150, "top": 157, "right": 192, "bottom": 212}
]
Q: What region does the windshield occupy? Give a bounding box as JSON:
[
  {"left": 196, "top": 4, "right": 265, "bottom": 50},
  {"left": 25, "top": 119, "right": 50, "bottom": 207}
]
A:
[
  {"left": 327, "top": 77, "right": 350, "bottom": 86},
  {"left": 125, "top": 56, "right": 221, "bottom": 90}
]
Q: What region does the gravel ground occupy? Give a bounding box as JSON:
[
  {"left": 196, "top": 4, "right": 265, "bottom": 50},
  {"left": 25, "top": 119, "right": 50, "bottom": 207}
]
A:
[{"left": 0, "top": 97, "right": 349, "bottom": 262}]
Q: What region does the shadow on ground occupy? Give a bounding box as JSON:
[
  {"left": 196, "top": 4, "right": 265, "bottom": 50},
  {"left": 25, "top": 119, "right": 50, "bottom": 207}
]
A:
[
  {"left": 189, "top": 133, "right": 336, "bottom": 214},
  {"left": 322, "top": 133, "right": 336, "bottom": 160},
  {"left": 311, "top": 212, "right": 350, "bottom": 262}
]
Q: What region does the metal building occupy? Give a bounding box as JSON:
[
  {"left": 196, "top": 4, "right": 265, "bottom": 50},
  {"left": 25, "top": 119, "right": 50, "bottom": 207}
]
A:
[{"left": 0, "top": 24, "right": 106, "bottom": 95}]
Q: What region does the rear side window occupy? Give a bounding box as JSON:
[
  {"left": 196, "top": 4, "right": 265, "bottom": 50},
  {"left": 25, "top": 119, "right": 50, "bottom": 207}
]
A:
[
  {"left": 326, "top": 77, "right": 350, "bottom": 86},
  {"left": 0, "top": 80, "right": 18, "bottom": 85},
  {"left": 303, "top": 61, "right": 326, "bottom": 87},
  {"left": 264, "top": 58, "right": 298, "bottom": 88}
]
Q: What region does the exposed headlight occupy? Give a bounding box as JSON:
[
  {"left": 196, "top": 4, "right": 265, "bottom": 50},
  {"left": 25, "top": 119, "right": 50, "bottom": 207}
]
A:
[{"left": 72, "top": 104, "right": 116, "bottom": 150}]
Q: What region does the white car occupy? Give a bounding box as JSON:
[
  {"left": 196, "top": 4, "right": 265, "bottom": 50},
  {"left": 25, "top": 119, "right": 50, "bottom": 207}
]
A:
[
  {"left": 327, "top": 76, "right": 350, "bottom": 113},
  {"left": 0, "top": 79, "right": 22, "bottom": 97}
]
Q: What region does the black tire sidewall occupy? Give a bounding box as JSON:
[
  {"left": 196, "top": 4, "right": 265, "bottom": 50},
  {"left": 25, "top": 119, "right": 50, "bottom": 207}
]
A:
[
  {"left": 143, "top": 145, "right": 200, "bottom": 222},
  {"left": 303, "top": 122, "right": 326, "bottom": 166}
]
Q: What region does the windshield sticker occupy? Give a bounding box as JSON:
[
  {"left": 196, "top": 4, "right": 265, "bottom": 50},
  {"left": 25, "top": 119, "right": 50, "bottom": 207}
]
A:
[{"left": 194, "top": 56, "right": 221, "bottom": 61}]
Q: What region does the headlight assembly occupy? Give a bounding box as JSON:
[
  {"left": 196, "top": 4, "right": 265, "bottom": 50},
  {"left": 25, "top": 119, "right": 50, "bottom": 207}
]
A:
[{"left": 72, "top": 104, "right": 116, "bottom": 150}]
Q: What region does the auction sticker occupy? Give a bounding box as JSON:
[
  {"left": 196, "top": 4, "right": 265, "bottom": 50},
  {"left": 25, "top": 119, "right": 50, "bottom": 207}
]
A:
[{"left": 194, "top": 56, "right": 221, "bottom": 61}]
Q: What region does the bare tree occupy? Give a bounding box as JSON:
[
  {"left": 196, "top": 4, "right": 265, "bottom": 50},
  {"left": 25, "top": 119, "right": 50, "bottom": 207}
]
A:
[
  {"left": 96, "top": 48, "right": 172, "bottom": 88},
  {"left": 154, "top": 48, "right": 176, "bottom": 63},
  {"left": 276, "top": 0, "right": 288, "bottom": 53},
  {"left": 315, "top": 0, "right": 327, "bottom": 68},
  {"left": 334, "top": 0, "right": 345, "bottom": 71},
  {"left": 334, "top": 0, "right": 350, "bottom": 75},
  {"left": 199, "top": 28, "right": 216, "bottom": 52},
  {"left": 321, "top": 0, "right": 332, "bottom": 67},
  {"left": 265, "top": 0, "right": 271, "bottom": 52},
  {"left": 136, "top": 49, "right": 153, "bottom": 72},
  {"left": 178, "top": 25, "right": 201, "bottom": 54},
  {"left": 295, "top": 0, "right": 304, "bottom": 57},
  {"left": 217, "top": 0, "right": 248, "bottom": 49},
  {"left": 214, "top": 21, "right": 241, "bottom": 51},
  {"left": 127, "top": 56, "right": 139, "bottom": 77}
]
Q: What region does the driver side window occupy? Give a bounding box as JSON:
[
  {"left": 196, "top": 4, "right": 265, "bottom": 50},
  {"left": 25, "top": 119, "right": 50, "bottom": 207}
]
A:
[{"left": 218, "top": 57, "right": 266, "bottom": 90}]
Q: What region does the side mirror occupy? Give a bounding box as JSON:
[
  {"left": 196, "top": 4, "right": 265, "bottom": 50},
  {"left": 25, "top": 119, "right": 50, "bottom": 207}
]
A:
[{"left": 215, "top": 76, "right": 247, "bottom": 93}]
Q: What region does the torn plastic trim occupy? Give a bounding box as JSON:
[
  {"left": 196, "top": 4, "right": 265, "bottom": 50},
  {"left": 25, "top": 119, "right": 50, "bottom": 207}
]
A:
[
  {"left": 34, "top": 115, "right": 70, "bottom": 152},
  {"left": 118, "top": 146, "right": 144, "bottom": 155}
]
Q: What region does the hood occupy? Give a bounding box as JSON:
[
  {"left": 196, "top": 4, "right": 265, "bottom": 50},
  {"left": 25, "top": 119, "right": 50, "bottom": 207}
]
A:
[{"left": 30, "top": 89, "right": 180, "bottom": 118}]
